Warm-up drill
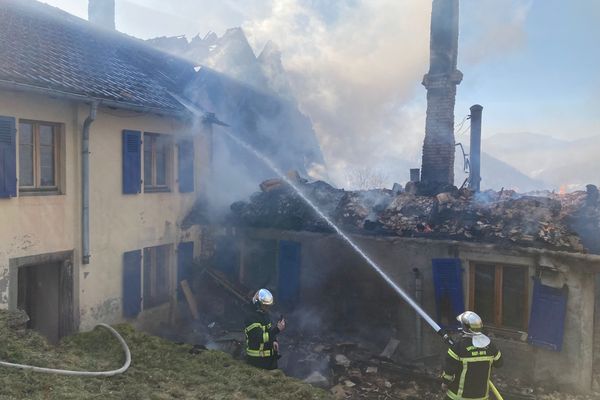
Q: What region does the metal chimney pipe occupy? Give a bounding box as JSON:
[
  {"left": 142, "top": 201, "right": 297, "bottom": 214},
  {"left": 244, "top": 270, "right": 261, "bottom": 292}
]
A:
[{"left": 469, "top": 104, "right": 483, "bottom": 192}]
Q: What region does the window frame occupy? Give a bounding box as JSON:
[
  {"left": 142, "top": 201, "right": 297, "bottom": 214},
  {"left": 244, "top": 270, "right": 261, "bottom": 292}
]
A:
[
  {"left": 143, "top": 132, "right": 172, "bottom": 193},
  {"left": 468, "top": 261, "right": 530, "bottom": 332},
  {"left": 18, "top": 120, "right": 62, "bottom": 194},
  {"left": 142, "top": 244, "right": 172, "bottom": 310}
]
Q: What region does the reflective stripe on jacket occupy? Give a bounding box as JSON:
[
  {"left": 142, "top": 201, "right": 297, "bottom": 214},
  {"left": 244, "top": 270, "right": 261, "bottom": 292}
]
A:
[
  {"left": 244, "top": 308, "right": 279, "bottom": 358},
  {"left": 442, "top": 336, "right": 502, "bottom": 400}
]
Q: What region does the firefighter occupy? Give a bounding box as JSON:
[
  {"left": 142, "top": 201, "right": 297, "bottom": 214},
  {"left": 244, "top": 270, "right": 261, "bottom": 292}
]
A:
[
  {"left": 244, "top": 288, "right": 286, "bottom": 370},
  {"left": 441, "top": 311, "right": 503, "bottom": 400}
]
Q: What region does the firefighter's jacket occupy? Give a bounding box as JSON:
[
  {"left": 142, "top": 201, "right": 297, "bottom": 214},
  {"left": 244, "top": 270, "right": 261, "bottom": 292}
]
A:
[
  {"left": 442, "top": 336, "right": 503, "bottom": 400},
  {"left": 244, "top": 306, "right": 280, "bottom": 370}
]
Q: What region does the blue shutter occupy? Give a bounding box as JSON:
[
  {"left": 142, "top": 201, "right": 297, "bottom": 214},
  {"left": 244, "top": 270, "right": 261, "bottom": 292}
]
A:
[
  {"left": 278, "top": 241, "right": 302, "bottom": 311},
  {"left": 123, "top": 250, "right": 142, "bottom": 318},
  {"left": 122, "top": 130, "right": 141, "bottom": 194},
  {"left": 0, "top": 116, "right": 17, "bottom": 198},
  {"left": 432, "top": 258, "right": 465, "bottom": 329},
  {"left": 177, "top": 242, "right": 194, "bottom": 300},
  {"left": 178, "top": 138, "right": 194, "bottom": 193},
  {"left": 527, "top": 279, "right": 568, "bottom": 351}
]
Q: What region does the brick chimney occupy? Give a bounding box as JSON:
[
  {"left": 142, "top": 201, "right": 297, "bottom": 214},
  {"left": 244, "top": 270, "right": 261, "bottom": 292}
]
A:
[
  {"left": 88, "top": 0, "right": 115, "bottom": 30},
  {"left": 420, "top": 0, "right": 462, "bottom": 186}
]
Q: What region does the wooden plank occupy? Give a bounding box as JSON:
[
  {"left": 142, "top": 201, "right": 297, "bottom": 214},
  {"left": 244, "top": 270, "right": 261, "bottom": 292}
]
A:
[
  {"left": 523, "top": 268, "right": 530, "bottom": 330},
  {"left": 495, "top": 266, "right": 503, "bottom": 327},
  {"left": 180, "top": 280, "right": 199, "bottom": 320},
  {"left": 379, "top": 338, "right": 400, "bottom": 359}
]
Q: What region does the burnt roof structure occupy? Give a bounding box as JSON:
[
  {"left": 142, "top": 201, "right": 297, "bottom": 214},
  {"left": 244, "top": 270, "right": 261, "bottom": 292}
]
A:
[
  {"left": 213, "top": 180, "right": 600, "bottom": 255},
  {"left": 0, "top": 0, "right": 196, "bottom": 114}
]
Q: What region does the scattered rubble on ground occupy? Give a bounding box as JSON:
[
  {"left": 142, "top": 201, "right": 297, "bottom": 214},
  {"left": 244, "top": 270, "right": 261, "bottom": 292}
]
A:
[{"left": 225, "top": 178, "right": 600, "bottom": 254}]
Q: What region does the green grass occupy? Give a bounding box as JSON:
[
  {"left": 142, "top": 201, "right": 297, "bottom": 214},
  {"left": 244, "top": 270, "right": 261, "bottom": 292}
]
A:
[{"left": 0, "top": 311, "right": 331, "bottom": 400}]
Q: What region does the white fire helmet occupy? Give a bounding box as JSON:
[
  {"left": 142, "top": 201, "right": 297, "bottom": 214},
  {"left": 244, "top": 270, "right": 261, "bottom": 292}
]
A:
[
  {"left": 253, "top": 288, "right": 274, "bottom": 307},
  {"left": 456, "top": 311, "right": 490, "bottom": 348}
]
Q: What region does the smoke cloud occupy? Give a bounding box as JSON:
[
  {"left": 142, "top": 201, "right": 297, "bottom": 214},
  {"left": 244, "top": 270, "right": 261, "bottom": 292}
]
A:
[
  {"left": 242, "top": 0, "right": 432, "bottom": 188},
  {"left": 460, "top": 0, "right": 533, "bottom": 65},
  {"left": 241, "top": 0, "right": 535, "bottom": 189}
]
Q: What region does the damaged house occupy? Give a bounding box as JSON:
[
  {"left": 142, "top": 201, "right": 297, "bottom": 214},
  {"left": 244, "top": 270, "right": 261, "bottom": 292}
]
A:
[
  {"left": 185, "top": 177, "right": 600, "bottom": 394},
  {"left": 181, "top": 0, "right": 600, "bottom": 395},
  {"left": 0, "top": 0, "right": 325, "bottom": 344}
]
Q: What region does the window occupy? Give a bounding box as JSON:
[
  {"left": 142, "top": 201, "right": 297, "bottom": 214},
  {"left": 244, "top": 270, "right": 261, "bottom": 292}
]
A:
[
  {"left": 144, "top": 133, "right": 171, "bottom": 191},
  {"left": 469, "top": 262, "right": 529, "bottom": 331},
  {"left": 143, "top": 245, "right": 171, "bottom": 309},
  {"left": 18, "top": 121, "right": 61, "bottom": 193}
]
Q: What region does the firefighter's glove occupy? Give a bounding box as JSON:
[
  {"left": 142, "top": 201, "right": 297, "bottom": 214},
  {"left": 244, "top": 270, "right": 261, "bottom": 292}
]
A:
[{"left": 277, "top": 318, "right": 286, "bottom": 332}]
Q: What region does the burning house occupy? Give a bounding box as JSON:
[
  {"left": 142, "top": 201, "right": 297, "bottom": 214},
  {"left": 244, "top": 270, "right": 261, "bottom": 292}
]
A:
[
  {"left": 178, "top": 0, "right": 600, "bottom": 396},
  {"left": 1, "top": 0, "right": 599, "bottom": 398},
  {"left": 182, "top": 179, "right": 600, "bottom": 395}
]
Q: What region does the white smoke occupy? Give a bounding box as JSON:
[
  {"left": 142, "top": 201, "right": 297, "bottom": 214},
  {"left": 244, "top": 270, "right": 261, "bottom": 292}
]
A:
[
  {"left": 242, "top": 0, "right": 432, "bottom": 188},
  {"left": 460, "top": 0, "right": 533, "bottom": 65}
]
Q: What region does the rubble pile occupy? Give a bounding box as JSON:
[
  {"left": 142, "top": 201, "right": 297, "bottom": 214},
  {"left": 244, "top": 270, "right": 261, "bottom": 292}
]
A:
[
  {"left": 278, "top": 335, "right": 444, "bottom": 399},
  {"left": 228, "top": 179, "right": 600, "bottom": 254}
]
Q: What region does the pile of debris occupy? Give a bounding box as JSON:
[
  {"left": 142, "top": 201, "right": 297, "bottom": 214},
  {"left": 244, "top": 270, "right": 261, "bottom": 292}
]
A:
[
  {"left": 227, "top": 178, "right": 600, "bottom": 254},
  {"left": 281, "top": 336, "right": 443, "bottom": 400}
]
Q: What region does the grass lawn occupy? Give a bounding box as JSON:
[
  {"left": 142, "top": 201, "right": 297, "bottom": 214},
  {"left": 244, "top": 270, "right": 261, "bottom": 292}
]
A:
[{"left": 0, "top": 311, "right": 331, "bottom": 400}]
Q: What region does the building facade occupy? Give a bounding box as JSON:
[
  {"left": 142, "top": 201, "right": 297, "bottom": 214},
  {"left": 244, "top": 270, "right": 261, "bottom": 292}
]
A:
[{"left": 0, "top": 0, "right": 210, "bottom": 340}]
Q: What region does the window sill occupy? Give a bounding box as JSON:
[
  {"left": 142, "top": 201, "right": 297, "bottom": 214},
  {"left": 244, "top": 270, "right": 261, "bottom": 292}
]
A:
[
  {"left": 19, "top": 189, "right": 63, "bottom": 197},
  {"left": 485, "top": 326, "right": 528, "bottom": 342},
  {"left": 144, "top": 186, "right": 171, "bottom": 193}
]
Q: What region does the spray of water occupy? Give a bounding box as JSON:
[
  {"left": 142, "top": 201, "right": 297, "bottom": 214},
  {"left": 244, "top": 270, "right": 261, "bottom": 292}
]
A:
[{"left": 219, "top": 128, "right": 443, "bottom": 334}]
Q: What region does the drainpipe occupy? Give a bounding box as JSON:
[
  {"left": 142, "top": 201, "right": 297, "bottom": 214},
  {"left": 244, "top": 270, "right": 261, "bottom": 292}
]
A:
[
  {"left": 469, "top": 104, "right": 483, "bottom": 192},
  {"left": 82, "top": 102, "right": 98, "bottom": 264},
  {"left": 413, "top": 268, "right": 423, "bottom": 358}
]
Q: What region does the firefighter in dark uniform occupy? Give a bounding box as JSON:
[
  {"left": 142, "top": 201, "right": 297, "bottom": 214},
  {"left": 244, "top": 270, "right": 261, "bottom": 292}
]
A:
[
  {"left": 244, "top": 289, "right": 286, "bottom": 370},
  {"left": 442, "top": 311, "right": 503, "bottom": 400}
]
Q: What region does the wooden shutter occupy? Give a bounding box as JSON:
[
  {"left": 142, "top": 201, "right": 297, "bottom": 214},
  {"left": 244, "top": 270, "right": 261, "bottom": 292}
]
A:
[
  {"left": 178, "top": 138, "right": 194, "bottom": 193},
  {"left": 123, "top": 250, "right": 142, "bottom": 318},
  {"left": 122, "top": 130, "right": 141, "bottom": 194},
  {"left": 177, "top": 242, "right": 194, "bottom": 300},
  {"left": 527, "top": 279, "right": 568, "bottom": 351},
  {"left": 0, "top": 116, "right": 17, "bottom": 198},
  {"left": 432, "top": 258, "right": 465, "bottom": 329},
  {"left": 277, "top": 240, "right": 302, "bottom": 311}
]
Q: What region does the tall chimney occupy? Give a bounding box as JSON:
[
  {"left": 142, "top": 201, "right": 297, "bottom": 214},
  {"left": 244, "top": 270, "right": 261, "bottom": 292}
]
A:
[
  {"left": 88, "top": 0, "right": 115, "bottom": 30},
  {"left": 420, "top": 0, "right": 462, "bottom": 186},
  {"left": 468, "top": 104, "right": 482, "bottom": 192}
]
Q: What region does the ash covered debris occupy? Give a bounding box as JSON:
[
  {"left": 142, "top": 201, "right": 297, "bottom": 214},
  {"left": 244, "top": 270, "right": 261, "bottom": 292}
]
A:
[{"left": 223, "top": 178, "right": 600, "bottom": 254}]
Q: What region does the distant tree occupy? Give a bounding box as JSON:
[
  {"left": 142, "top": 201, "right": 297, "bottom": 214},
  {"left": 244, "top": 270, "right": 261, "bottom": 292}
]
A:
[{"left": 345, "top": 167, "right": 388, "bottom": 190}]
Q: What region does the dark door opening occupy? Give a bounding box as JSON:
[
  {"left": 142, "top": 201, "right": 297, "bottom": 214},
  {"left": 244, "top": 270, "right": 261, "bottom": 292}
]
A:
[{"left": 17, "top": 262, "right": 63, "bottom": 343}]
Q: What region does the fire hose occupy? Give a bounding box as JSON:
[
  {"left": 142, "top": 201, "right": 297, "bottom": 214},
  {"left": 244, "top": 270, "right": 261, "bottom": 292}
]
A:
[
  {"left": 0, "top": 323, "right": 131, "bottom": 377},
  {"left": 172, "top": 100, "right": 505, "bottom": 399}
]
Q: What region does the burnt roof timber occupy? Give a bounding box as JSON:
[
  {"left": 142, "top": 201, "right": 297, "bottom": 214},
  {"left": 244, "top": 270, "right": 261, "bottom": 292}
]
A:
[{"left": 237, "top": 227, "right": 600, "bottom": 272}]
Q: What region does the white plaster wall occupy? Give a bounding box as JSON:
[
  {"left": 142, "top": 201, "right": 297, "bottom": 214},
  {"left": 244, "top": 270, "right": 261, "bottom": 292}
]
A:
[
  {"left": 0, "top": 89, "right": 208, "bottom": 330},
  {"left": 0, "top": 91, "right": 79, "bottom": 306}
]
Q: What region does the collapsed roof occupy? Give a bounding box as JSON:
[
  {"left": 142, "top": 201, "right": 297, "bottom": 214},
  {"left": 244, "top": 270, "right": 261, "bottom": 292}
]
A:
[{"left": 222, "top": 179, "right": 600, "bottom": 255}]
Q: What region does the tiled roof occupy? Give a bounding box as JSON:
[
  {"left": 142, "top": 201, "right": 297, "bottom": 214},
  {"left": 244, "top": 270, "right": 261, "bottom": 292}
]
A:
[{"left": 0, "top": 0, "right": 196, "bottom": 114}]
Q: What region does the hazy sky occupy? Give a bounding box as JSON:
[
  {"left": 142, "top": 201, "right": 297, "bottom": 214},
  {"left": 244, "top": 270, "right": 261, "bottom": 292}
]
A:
[{"left": 40, "top": 0, "right": 600, "bottom": 184}]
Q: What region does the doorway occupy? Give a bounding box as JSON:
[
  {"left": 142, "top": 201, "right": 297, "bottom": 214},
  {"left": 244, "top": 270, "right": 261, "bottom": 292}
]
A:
[
  {"left": 18, "top": 263, "right": 61, "bottom": 343},
  {"left": 9, "top": 251, "right": 75, "bottom": 343}
]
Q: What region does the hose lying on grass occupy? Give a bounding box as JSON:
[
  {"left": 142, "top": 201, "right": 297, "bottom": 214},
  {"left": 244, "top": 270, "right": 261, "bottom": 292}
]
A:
[{"left": 0, "top": 323, "right": 131, "bottom": 377}]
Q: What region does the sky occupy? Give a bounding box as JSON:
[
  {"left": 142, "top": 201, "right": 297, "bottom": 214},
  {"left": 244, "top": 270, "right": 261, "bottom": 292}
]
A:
[{"left": 40, "top": 0, "right": 600, "bottom": 185}]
